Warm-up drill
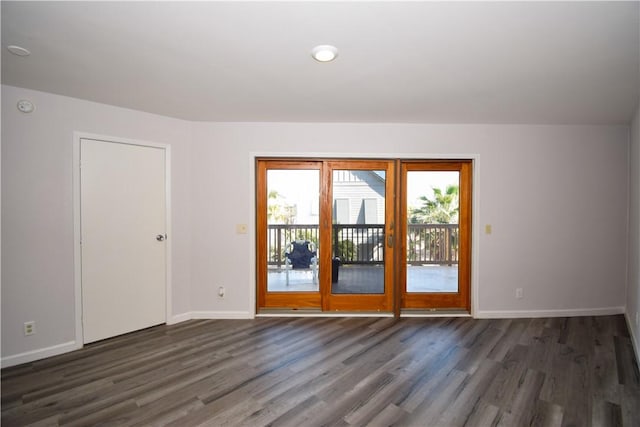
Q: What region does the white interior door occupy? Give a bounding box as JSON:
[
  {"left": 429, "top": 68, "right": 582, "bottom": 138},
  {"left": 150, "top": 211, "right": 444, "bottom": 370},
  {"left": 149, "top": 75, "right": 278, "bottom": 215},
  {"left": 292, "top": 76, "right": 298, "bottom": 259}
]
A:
[{"left": 81, "top": 138, "right": 166, "bottom": 343}]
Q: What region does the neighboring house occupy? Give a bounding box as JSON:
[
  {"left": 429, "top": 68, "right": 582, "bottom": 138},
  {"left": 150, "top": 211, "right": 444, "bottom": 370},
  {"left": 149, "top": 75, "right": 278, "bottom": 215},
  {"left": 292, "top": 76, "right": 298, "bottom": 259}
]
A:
[
  {"left": 332, "top": 170, "right": 386, "bottom": 262},
  {"left": 333, "top": 170, "right": 385, "bottom": 225},
  {"left": 266, "top": 170, "right": 386, "bottom": 264}
]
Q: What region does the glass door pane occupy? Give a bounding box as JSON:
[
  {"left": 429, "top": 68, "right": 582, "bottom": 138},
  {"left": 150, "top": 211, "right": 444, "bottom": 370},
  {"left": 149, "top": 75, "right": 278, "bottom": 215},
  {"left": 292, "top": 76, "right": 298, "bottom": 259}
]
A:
[
  {"left": 331, "top": 170, "right": 386, "bottom": 294},
  {"left": 266, "top": 169, "right": 320, "bottom": 292},
  {"left": 406, "top": 171, "right": 460, "bottom": 293}
]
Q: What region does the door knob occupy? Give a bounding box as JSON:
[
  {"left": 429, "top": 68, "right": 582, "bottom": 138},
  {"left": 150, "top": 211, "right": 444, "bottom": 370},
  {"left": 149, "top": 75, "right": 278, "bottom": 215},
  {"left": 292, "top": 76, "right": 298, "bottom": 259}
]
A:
[{"left": 156, "top": 234, "right": 166, "bottom": 242}]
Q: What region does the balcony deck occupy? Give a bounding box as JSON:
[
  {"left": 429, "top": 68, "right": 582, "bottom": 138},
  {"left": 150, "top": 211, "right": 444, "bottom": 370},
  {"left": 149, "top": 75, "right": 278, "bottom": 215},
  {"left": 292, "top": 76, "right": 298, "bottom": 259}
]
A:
[{"left": 267, "top": 264, "right": 458, "bottom": 293}]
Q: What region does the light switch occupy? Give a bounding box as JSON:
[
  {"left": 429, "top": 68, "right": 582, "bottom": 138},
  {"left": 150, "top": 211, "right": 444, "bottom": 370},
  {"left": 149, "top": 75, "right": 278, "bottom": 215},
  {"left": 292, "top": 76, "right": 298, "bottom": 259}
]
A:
[
  {"left": 236, "top": 224, "right": 248, "bottom": 234},
  {"left": 485, "top": 224, "right": 492, "bottom": 235}
]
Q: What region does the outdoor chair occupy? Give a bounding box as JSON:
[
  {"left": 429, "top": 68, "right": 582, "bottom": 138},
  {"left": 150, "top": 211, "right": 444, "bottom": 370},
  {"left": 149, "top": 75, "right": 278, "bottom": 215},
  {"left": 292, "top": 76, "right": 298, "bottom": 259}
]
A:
[{"left": 285, "top": 240, "right": 318, "bottom": 286}]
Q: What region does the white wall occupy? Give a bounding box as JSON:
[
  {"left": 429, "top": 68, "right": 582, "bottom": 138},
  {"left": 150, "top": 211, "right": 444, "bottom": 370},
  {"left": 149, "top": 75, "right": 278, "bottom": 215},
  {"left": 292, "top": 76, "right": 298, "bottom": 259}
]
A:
[
  {"left": 1, "top": 84, "right": 632, "bottom": 365},
  {"left": 190, "top": 122, "right": 630, "bottom": 318},
  {"left": 628, "top": 104, "right": 640, "bottom": 357},
  {"left": 1, "top": 85, "right": 192, "bottom": 364}
]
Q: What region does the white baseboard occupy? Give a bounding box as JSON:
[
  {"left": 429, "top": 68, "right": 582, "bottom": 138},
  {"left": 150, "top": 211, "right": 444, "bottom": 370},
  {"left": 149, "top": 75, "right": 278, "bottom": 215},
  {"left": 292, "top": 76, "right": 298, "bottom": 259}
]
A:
[
  {"left": 1, "top": 340, "right": 81, "bottom": 369},
  {"left": 190, "top": 311, "right": 253, "bottom": 320},
  {"left": 401, "top": 312, "right": 472, "bottom": 318},
  {"left": 167, "top": 311, "right": 254, "bottom": 323},
  {"left": 3, "top": 311, "right": 253, "bottom": 368},
  {"left": 167, "top": 312, "right": 192, "bottom": 325},
  {"left": 476, "top": 306, "right": 625, "bottom": 319}
]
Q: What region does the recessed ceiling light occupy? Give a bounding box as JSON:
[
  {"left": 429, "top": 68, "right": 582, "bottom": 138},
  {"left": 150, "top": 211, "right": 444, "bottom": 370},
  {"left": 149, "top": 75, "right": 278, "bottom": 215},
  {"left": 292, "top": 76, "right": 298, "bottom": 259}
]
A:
[
  {"left": 311, "top": 45, "right": 338, "bottom": 62},
  {"left": 7, "top": 45, "right": 30, "bottom": 56}
]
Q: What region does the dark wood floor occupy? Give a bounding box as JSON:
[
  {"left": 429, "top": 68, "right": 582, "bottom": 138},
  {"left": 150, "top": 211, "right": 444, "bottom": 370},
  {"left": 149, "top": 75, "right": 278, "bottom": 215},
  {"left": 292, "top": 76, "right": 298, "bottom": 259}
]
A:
[{"left": 2, "top": 315, "right": 639, "bottom": 426}]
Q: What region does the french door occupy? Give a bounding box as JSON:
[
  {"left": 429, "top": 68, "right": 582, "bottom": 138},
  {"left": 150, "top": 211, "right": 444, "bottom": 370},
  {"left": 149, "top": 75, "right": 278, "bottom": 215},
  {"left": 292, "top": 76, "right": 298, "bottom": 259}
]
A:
[
  {"left": 400, "top": 161, "right": 471, "bottom": 311},
  {"left": 325, "top": 160, "right": 395, "bottom": 311},
  {"left": 257, "top": 159, "right": 395, "bottom": 311},
  {"left": 257, "top": 158, "right": 471, "bottom": 313}
]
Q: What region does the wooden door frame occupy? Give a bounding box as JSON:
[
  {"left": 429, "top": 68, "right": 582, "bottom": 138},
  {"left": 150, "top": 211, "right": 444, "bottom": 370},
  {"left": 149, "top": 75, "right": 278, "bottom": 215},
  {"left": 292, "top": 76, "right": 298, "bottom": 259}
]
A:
[
  {"left": 256, "top": 159, "right": 395, "bottom": 312},
  {"left": 322, "top": 160, "right": 396, "bottom": 312},
  {"left": 253, "top": 155, "right": 477, "bottom": 317},
  {"left": 256, "top": 159, "right": 323, "bottom": 309},
  {"left": 399, "top": 160, "right": 472, "bottom": 311},
  {"left": 73, "top": 132, "right": 172, "bottom": 349}
]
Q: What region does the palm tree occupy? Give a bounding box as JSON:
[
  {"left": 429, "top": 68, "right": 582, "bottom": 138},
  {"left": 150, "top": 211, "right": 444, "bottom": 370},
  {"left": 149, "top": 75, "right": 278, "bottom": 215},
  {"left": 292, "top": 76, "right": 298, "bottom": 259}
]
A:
[
  {"left": 409, "top": 185, "right": 459, "bottom": 224},
  {"left": 408, "top": 185, "right": 459, "bottom": 263}
]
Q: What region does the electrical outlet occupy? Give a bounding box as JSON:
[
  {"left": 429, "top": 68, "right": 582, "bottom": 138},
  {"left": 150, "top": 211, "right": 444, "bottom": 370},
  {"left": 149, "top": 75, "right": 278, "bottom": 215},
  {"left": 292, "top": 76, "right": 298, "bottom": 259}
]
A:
[
  {"left": 24, "top": 321, "right": 35, "bottom": 336},
  {"left": 485, "top": 224, "right": 492, "bottom": 235},
  {"left": 515, "top": 288, "right": 524, "bottom": 299},
  {"left": 218, "top": 286, "right": 225, "bottom": 298},
  {"left": 236, "top": 224, "right": 248, "bottom": 234}
]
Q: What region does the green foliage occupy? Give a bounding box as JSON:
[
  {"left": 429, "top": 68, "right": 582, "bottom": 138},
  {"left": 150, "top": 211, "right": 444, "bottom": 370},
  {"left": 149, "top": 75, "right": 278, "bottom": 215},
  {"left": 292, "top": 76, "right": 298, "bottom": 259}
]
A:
[
  {"left": 335, "top": 239, "right": 356, "bottom": 261},
  {"left": 409, "top": 185, "right": 459, "bottom": 224}
]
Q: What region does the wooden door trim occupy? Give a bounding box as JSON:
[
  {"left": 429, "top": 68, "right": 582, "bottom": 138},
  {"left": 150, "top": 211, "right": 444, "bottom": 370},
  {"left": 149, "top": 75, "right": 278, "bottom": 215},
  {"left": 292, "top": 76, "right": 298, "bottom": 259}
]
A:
[{"left": 256, "top": 157, "right": 472, "bottom": 313}]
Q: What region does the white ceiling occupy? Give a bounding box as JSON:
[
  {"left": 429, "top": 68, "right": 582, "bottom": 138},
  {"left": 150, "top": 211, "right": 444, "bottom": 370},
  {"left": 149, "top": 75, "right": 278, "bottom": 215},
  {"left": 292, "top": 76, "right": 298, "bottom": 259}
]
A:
[{"left": 2, "top": 1, "right": 639, "bottom": 124}]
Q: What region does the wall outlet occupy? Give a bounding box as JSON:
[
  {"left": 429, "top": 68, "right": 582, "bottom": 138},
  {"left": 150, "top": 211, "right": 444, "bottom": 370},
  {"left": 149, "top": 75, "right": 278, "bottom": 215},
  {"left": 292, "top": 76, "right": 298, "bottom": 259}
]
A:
[
  {"left": 515, "top": 288, "right": 524, "bottom": 299},
  {"left": 218, "top": 286, "right": 225, "bottom": 299},
  {"left": 24, "top": 321, "right": 36, "bottom": 336}
]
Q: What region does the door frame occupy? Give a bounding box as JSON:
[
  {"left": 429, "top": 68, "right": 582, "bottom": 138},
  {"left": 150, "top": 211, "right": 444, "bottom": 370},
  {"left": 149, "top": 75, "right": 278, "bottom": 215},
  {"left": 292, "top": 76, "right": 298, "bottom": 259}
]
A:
[
  {"left": 73, "top": 132, "right": 172, "bottom": 348},
  {"left": 251, "top": 153, "right": 480, "bottom": 317}
]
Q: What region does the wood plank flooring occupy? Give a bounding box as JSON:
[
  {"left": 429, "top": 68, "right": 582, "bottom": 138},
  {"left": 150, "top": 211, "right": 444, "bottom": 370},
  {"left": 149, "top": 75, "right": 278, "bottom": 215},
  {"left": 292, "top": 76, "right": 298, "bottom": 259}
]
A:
[{"left": 2, "top": 315, "right": 639, "bottom": 426}]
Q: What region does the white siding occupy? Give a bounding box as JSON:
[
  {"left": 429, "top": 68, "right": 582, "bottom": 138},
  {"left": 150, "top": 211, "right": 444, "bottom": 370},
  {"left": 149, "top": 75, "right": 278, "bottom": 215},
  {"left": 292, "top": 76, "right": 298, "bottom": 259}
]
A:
[{"left": 333, "top": 170, "right": 385, "bottom": 224}]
